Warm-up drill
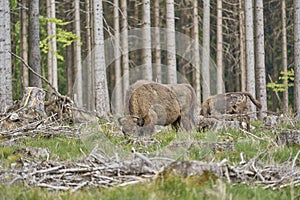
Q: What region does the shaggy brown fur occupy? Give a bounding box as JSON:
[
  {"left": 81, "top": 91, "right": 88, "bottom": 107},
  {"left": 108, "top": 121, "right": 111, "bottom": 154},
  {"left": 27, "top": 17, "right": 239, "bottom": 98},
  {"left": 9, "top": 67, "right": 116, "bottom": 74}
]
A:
[
  {"left": 200, "top": 92, "right": 262, "bottom": 130},
  {"left": 167, "top": 83, "right": 197, "bottom": 131},
  {"left": 119, "top": 80, "right": 181, "bottom": 135},
  {"left": 119, "top": 80, "right": 197, "bottom": 135}
]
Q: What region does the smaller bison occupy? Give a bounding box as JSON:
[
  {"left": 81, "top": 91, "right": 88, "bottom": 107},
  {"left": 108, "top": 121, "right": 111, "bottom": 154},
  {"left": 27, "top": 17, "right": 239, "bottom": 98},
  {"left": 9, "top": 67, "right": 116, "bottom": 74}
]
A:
[
  {"left": 118, "top": 80, "right": 196, "bottom": 136},
  {"left": 200, "top": 92, "right": 262, "bottom": 130}
]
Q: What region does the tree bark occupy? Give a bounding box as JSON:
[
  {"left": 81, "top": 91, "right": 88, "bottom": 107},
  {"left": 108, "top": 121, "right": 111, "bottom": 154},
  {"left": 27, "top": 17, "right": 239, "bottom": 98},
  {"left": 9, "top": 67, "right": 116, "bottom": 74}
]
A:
[
  {"left": 193, "top": 0, "right": 201, "bottom": 102},
  {"left": 121, "top": 0, "right": 129, "bottom": 101},
  {"left": 255, "top": 0, "right": 267, "bottom": 118},
  {"left": 28, "top": 0, "right": 42, "bottom": 87},
  {"left": 84, "top": 0, "right": 95, "bottom": 111},
  {"left": 0, "top": 0, "right": 12, "bottom": 113},
  {"left": 93, "top": 0, "right": 110, "bottom": 117},
  {"left": 74, "top": 0, "right": 83, "bottom": 107},
  {"left": 216, "top": 0, "right": 224, "bottom": 94},
  {"left": 114, "top": 0, "right": 122, "bottom": 114},
  {"left": 294, "top": 0, "right": 300, "bottom": 119},
  {"left": 245, "top": 0, "right": 256, "bottom": 114},
  {"left": 282, "top": 0, "right": 289, "bottom": 113},
  {"left": 202, "top": 0, "right": 211, "bottom": 100},
  {"left": 46, "top": 0, "right": 58, "bottom": 89},
  {"left": 166, "top": 0, "right": 177, "bottom": 84},
  {"left": 153, "top": 0, "right": 161, "bottom": 83},
  {"left": 20, "top": 0, "right": 28, "bottom": 88},
  {"left": 239, "top": 0, "right": 246, "bottom": 92},
  {"left": 142, "top": 0, "right": 152, "bottom": 81}
]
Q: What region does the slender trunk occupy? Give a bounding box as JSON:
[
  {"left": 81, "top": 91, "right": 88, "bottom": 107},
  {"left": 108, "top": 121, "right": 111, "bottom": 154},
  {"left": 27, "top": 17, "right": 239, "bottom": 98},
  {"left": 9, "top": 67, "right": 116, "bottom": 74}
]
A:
[
  {"left": 142, "top": 0, "right": 152, "bottom": 80},
  {"left": 239, "top": 0, "right": 246, "bottom": 92},
  {"left": 114, "top": 0, "right": 122, "bottom": 114},
  {"left": 50, "top": 0, "right": 57, "bottom": 89},
  {"left": 153, "top": 0, "right": 161, "bottom": 83},
  {"left": 282, "top": 0, "right": 289, "bottom": 113},
  {"left": 85, "top": 0, "right": 94, "bottom": 111},
  {"left": 74, "top": 0, "right": 83, "bottom": 107},
  {"left": 28, "top": 0, "right": 42, "bottom": 87},
  {"left": 245, "top": 0, "right": 256, "bottom": 113},
  {"left": 294, "top": 0, "right": 300, "bottom": 118},
  {"left": 121, "top": 0, "right": 129, "bottom": 99},
  {"left": 166, "top": 0, "right": 177, "bottom": 84},
  {"left": 20, "top": 0, "right": 28, "bottom": 88},
  {"left": 202, "top": 0, "right": 211, "bottom": 100},
  {"left": 255, "top": 0, "right": 267, "bottom": 118},
  {"left": 0, "top": 0, "right": 12, "bottom": 113},
  {"left": 93, "top": 0, "right": 110, "bottom": 117},
  {"left": 47, "top": 0, "right": 53, "bottom": 88},
  {"left": 66, "top": 1, "right": 74, "bottom": 97},
  {"left": 216, "top": 0, "right": 223, "bottom": 94},
  {"left": 193, "top": 0, "right": 201, "bottom": 101}
]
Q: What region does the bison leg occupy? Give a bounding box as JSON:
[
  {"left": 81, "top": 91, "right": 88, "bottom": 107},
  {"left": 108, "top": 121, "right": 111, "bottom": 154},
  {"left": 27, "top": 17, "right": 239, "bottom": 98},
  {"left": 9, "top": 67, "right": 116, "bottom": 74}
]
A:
[{"left": 179, "top": 114, "right": 192, "bottom": 131}]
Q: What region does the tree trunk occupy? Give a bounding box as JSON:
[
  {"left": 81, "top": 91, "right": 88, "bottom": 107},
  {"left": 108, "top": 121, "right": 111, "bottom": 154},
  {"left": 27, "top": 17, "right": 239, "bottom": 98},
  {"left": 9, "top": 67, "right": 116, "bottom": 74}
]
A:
[
  {"left": 74, "top": 0, "right": 83, "bottom": 107},
  {"left": 193, "top": 0, "right": 201, "bottom": 102},
  {"left": 245, "top": 0, "right": 256, "bottom": 114},
  {"left": 20, "top": 0, "right": 28, "bottom": 88},
  {"left": 28, "top": 0, "right": 42, "bottom": 87},
  {"left": 46, "top": 0, "right": 58, "bottom": 89},
  {"left": 50, "top": 0, "right": 57, "bottom": 89},
  {"left": 113, "top": 0, "right": 122, "bottom": 114},
  {"left": 121, "top": 0, "right": 129, "bottom": 102},
  {"left": 65, "top": 0, "right": 74, "bottom": 97},
  {"left": 142, "top": 0, "right": 152, "bottom": 80},
  {"left": 166, "top": 0, "right": 177, "bottom": 84},
  {"left": 282, "top": 0, "right": 289, "bottom": 113},
  {"left": 239, "top": 0, "right": 246, "bottom": 92},
  {"left": 153, "top": 0, "right": 161, "bottom": 83},
  {"left": 84, "top": 0, "right": 95, "bottom": 111},
  {"left": 294, "top": 0, "right": 300, "bottom": 119},
  {"left": 202, "top": 0, "right": 211, "bottom": 100},
  {"left": 255, "top": 0, "right": 267, "bottom": 118},
  {"left": 0, "top": 0, "right": 12, "bottom": 113},
  {"left": 93, "top": 0, "right": 110, "bottom": 117},
  {"left": 216, "top": 0, "right": 224, "bottom": 94},
  {"left": 46, "top": 0, "right": 53, "bottom": 87}
]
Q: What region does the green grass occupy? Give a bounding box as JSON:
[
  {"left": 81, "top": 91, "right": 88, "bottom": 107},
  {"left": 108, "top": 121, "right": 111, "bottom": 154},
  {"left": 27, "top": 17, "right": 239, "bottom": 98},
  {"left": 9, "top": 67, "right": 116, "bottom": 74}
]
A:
[
  {"left": 1, "top": 122, "right": 300, "bottom": 199},
  {"left": 1, "top": 177, "right": 299, "bottom": 200}
]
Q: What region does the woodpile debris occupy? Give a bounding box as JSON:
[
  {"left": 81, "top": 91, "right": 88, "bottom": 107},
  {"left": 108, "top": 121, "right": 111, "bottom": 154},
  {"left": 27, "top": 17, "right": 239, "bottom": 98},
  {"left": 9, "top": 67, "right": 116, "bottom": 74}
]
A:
[{"left": 1, "top": 146, "right": 300, "bottom": 191}]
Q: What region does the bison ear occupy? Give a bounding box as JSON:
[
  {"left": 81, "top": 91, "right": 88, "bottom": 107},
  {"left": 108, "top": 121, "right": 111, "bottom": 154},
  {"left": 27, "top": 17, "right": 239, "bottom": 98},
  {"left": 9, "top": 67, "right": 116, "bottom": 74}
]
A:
[{"left": 132, "top": 116, "right": 144, "bottom": 126}]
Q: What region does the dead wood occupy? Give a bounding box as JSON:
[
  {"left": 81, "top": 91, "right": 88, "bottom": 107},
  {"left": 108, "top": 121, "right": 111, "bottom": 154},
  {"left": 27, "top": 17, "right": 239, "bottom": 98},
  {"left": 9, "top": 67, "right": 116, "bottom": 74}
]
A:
[{"left": 1, "top": 145, "right": 300, "bottom": 191}]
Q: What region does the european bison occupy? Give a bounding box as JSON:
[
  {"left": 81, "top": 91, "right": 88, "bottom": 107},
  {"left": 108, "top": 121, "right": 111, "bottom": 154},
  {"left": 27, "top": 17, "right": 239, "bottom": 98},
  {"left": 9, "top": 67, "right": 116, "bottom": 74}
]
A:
[
  {"left": 118, "top": 80, "right": 197, "bottom": 135},
  {"left": 200, "top": 92, "right": 262, "bottom": 130}
]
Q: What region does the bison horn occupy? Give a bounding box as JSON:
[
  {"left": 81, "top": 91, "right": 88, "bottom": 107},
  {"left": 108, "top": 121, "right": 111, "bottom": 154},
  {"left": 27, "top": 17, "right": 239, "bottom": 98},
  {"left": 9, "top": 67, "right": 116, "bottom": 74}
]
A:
[{"left": 132, "top": 116, "right": 144, "bottom": 126}]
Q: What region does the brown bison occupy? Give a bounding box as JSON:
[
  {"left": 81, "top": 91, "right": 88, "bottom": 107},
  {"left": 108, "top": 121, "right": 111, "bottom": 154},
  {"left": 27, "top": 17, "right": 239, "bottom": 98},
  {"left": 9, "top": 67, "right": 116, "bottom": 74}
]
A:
[
  {"left": 200, "top": 92, "right": 262, "bottom": 130},
  {"left": 118, "top": 80, "right": 197, "bottom": 135}
]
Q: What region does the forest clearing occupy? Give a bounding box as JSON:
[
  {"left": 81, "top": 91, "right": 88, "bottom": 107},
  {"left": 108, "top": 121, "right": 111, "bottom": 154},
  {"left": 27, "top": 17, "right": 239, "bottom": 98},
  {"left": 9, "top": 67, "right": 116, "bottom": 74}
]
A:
[
  {"left": 0, "top": 87, "right": 300, "bottom": 199},
  {"left": 2, "top": 0, "right": 300, "bottom": 199}
]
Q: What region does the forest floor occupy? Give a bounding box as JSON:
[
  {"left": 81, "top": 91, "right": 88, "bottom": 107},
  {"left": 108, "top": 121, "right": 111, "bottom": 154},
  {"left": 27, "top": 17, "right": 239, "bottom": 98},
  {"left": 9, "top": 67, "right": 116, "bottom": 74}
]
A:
[{"left": 1, "top": 114, "right": 300, "bottom": 200}]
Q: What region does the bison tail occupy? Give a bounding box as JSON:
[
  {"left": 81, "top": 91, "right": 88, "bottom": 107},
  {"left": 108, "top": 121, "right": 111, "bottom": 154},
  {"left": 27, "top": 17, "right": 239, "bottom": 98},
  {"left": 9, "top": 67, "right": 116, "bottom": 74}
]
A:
[{"left": 245, "top": 92, "right": 262, "bottom": 109}]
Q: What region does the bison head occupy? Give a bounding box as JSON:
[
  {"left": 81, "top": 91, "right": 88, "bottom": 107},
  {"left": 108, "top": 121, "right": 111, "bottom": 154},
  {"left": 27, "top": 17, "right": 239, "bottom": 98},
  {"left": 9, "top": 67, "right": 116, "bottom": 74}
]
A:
[
  {"left": 118, "top": 116, "right": 143, "bottom": 135},
  {"left": 118, "top": 116, "right": 155, "bottom": 136}
]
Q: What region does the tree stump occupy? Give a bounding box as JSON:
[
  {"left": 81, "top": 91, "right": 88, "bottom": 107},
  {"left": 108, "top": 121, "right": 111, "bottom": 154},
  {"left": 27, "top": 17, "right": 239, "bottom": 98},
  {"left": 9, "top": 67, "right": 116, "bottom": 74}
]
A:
[{"left": 20, "top": 87, "right": 46, "bottom": 117}]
